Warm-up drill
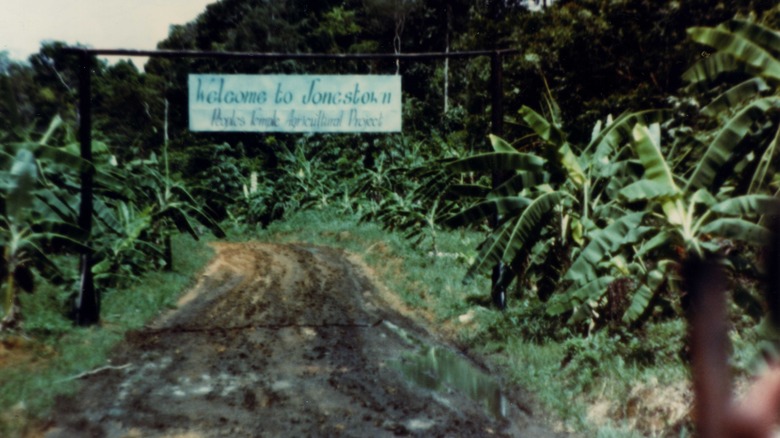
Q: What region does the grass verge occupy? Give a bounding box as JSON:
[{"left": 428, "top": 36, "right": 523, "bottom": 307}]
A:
[{"left": 0, "top": 234, "right": 214, "bottom": 437}]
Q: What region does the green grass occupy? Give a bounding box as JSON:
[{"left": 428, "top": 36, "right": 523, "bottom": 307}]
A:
[{"left": 0, "top": 234, "right": 214, "bottom": 437}]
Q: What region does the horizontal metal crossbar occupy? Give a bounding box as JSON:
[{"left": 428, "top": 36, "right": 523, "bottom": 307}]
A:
[{"left": 61, "top": 47, "right": 521, "bottom": 61}]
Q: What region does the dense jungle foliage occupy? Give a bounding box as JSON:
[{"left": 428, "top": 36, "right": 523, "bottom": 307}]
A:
[{"left": 1, "top": 0, "right": 780, "bottom": 370}]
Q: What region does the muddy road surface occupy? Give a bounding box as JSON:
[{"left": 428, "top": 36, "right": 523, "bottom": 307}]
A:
[{"left": 46, "top": 243, "right": 565, "bottom": 437}]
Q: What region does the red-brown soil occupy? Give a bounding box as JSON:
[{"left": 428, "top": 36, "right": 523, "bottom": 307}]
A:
[{"left": 44, "top": 242, "right": 566, "bottom": 437}]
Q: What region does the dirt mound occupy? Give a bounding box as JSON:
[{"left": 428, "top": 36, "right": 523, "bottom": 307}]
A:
[{"left": 45, "top": 243, "right": 564, "bottom": 437}]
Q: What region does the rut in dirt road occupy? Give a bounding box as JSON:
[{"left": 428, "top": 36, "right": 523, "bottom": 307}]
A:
[{"left": 46, "top": 243, "right": 566, "bottom": 437}]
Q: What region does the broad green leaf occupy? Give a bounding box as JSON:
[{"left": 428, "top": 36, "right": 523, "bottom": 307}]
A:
[
  {"left": 683, "top": 52, "right": 762, "bottom": 87},
  {"left": 586, "top": 110, "right": 668, "bottom": 157},
  {"left": 557, "top": 141, "right": 587, "bottom": 187},
  {"left": 464, "top": 221, "right": 514, "bottom": 282},
  {"left": 749, "top": 126, "right": 780, "bottom": 194},
  {"left": 590, "top": 119, "right": 603, "bottom": 144},
  {"left": 701, "top": 78, "right": 771, "bottom": 117},
  {"left": 631, "top": 124, "right": 684, "bottom": 225},
  {"left": 63, "top": 140, "right": 111, "bottom": 158},
  {"left": 700, "top": 218, "right": 770, "bottom": 245},
  {"left": 29, "top": 231, "right": 90, "bottom": 253},
  {"left": 597, "top": 159, "right": 643, "bottom": 180},
  {"left": 620, "top": 180, "right": 679, "bottom": 202},
  {"left": 488, "top": 171, "right": 550, "bottom": 198},
  {"left": 563, "top": 212, "right": 647, "bottom": 285},
  {"left": 687, "top": 97, "right": 780, "bottom": 191},
  {"left": 519, "top": 105, "right": 565, "bottom": 145},
  {"left": 7, "top": 149, "right": 37, "bottom": 220},
  {"left": 35, "top": 190, "right": 78, "bottom": 222},
  {"left": 95, "top": 168, "right": 133, "bottom": 199},
  {"left": 519, "top": 106, "right": 586, "bottom": 186},
  {"left": 632, "top": 124, "right": 678, "bottom": 191},
  {"left": 37, "top": 145, "right": 92, "bottom": 172},
  {"left": 93, "top": 197, "right": 123, "bottom": 234},
  {"left": 445, "top": 197, "right": 531, "bottom": 227},
  {"left": 501, "top": 191, "right": 566, "bottom": 262},
  {"left": 489, "top": 134, "right": 516, "bottom": 153},
  {"left": 92, "top": 258, "right": 113, "bottom": 276},
  {"left": 688, "top": 26, "right": 780, "bottom": 80},
  {"left": 635, "top": 231, "right": 673, "bottom": 260},
  {"left": 710, "top": 194, "right": 779, "bottom": 216},
  {"left": 180, "top": 203, "right": 226, "bottom": 238},
  {"left": 465, "top": 191, "right": 563, "bottom": 281},
  {"left": 548, "top": 276, "right": 614, "bottom": 316},
  {"left": 169, "top": 208, "right": 199, "bottom": 240},
  {"left": 32, "top": 220, "right": 87, "bottom": 242},
  {"left": 571, "top": 217, "right": 584, "bottom": 245},
  {"left": 624, "top": 267, "right": 668, "bottom": 323},
  {"left": 623, "top": 284, "right": 653, "bottom": 323},
  {"left": 725, "top": 20, "right": 780, "bottom": 57},
  {"left": 690, "top": 189, "right": 718, "bottom": 208},
  {"left": 545, "top": 300, "right": 568, "bottom": 318}
]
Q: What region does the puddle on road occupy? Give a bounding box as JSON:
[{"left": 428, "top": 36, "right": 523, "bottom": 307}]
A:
[{"left": 384, "top": 321, "right": 508, "bottom": 419}]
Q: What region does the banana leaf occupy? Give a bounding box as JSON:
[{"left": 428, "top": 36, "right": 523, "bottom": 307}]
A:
[
  {"left": 563, "top": 212, "right": 647, "bottom": 285},
  {"left": 723, "top": 19, "right": 780, "bottom": 58},
  {"left": 635, "top": 231, "right": 674, "bottom": 260},
  {"left": 489, "top": 134, "right": 517, "bottom": 153},
  {"left": 620, "top": 180, "right": 680, "bottom": 202},
  {"left": 518, "top": 105, "right": 566, "bottom": 145},
  {"left": 687, "top": 97, "right": 780, "bottom": 192},
  {"left": 623, "top": 284, "right": 653, "bottom": 323},
  {"left": 445, "top": 197, "right": 531, "bottom": 227},
  {"left": 547, "top": 276, "right": 614, "bottom": 316},
  {"left": 701, "top": 78, "right": 771, "bottom": 117},
  {"left": 488, "top": 171, "right": 550, "bottom": 198},
  {"left": 464, "top": 191, "right": 564, "bottom": 281},
  {"left": 585, "top": 110, "right": 669, "bottom": 157},
  {"left": 632, "top": 124, "right": 679, "bottom": 192},
  {"left": 687, "top": 26, "right": 780, "bottom": 81},
  {"left": 519, "top": 106, "right": 586, "bottom": 186},
  {"left": 748, "top": 126, "right": 780, "bottom": 194},
  {"left": 7, "top": 149, "right": 37, "bottom": 220},
  {"left": 683, "top": 52, "right": 762, "bottom": 87},
  {"left": 710, "top": 194, "right": 779, "bottom": 216},
  {"left": 445, "top": 152, "right": 545, "bottom": 174},
  {"left": 35, "top": 190, "right": 78, "bottom": 223},
  {"left": 699, "top": 218, "right": 770, "bottom": 245}
]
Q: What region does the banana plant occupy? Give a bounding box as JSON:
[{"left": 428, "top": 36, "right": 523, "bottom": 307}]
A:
[
  {"left": 1, "top": 148, "right": 86, "bottom": 328},
  {"left": 685, "top": 19, "right": 780, "bottom": 196},
  {"left": 444, "top": 102, "right": 664, "bottom": 308},
  {"left": 443, "top": 131, "right": 561, "bottom": 296},
  {"left": 120, "top": 153, "right": 225, "bottom": 270},
  {"left": 549, "top": 123, "right": 778, "bottom": 326},
  {"left": 546, "top": 20, "right": 780, "bottom": 327},
  {"left": 91, "top": 201, "right": 165, "bottom": 284}
]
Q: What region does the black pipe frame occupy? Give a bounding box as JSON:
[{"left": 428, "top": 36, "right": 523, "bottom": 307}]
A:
[{"left": 64, "top": 46, "right": 519, "bottom": 323}]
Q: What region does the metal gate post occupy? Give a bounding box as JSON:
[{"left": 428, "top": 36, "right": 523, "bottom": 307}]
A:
[
  {"left": 75, "top": 50, "right": 99, "bottom": 325},
  {"left": 490, "top": 51, "right": 507, "bottom": 309}
]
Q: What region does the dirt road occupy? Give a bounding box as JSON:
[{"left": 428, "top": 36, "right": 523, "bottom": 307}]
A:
[{"left": 45, "top": 243, "right": 565, "bottom": 437}]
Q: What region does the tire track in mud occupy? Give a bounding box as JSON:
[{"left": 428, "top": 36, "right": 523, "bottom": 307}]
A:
[{"left": 45, "top": 243, "right": 566, "bottom": 437}]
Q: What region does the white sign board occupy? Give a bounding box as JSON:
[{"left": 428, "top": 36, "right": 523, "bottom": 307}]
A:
[{"left": 188, "top": 74, "right": 402, "bottom": 133}]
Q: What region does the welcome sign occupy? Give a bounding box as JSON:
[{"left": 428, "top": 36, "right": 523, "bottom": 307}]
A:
[{"left": 188, "top": 74, "right": 402, "bottom": 133}]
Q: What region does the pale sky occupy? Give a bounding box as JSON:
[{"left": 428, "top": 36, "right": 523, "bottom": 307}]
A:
[{"left": 1, "top": 0, "right": 215, "bottom": 65}]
